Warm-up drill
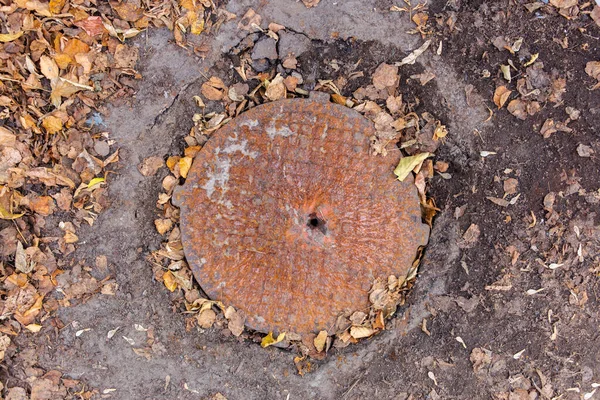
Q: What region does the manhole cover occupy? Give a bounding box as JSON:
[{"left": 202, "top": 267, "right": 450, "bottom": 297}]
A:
[{"left": 173, "top": 98, "right": 429, "bottom": 336}]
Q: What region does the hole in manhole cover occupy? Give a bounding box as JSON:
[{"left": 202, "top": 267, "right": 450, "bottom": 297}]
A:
[{"left": 173, "top": 97, "right": 430, "bottom": 337}]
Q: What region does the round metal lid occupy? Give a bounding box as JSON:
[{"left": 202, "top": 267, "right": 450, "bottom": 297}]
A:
[{"left": 173, "top": 98, "right": 429, "bottom": 335}]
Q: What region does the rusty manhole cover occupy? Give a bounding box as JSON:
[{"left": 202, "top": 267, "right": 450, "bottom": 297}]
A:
[{"left": 173, "top": 98, "right": 429, "bottom": 336}]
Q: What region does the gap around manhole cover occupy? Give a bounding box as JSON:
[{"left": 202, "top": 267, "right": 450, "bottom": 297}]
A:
[{"left": 173, "top": 98, "right": 430, "bottom": 337}]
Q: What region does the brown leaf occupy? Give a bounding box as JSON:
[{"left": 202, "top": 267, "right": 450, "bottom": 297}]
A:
[
  {"left": 29, "top": 196, "right": 56, "bottom": 216},
  {"left": 224, "top": 306, "right": 245, "bottom": 336},
  {"left": 507, "top": 99, "right": 527, "bottom": 120},
  {"left": 302, "top": 0, "right": 321, "bottom": 7},
  {"left": 265, "top": 75, "right": 286, "bottom": 101},
  {"left": 487, "top": 196, "right": 510, "bottom": 207},
  {"left": 503, "top": 178, "right": 518, "bottom": 195},
  {"left": 283, "top": 76, "right": 299, "bottom": 92},
  {"left": 470, "top": 348, "right": 492, "bottom": 373},
  {"left": 576, "top": 143, "right": 594, "bottom": 157},
  {"left": 459, "top": 224, "right": 480, "bottom": 249},
  {"left": 350, "top": 326, "right": 375, "bottom": 339},
  {"left": 540, "top": 119, "right": 557, "bottom": 139},
  {"left": 493, "top": 86, "right": 512, "bottom": 108},
  {"left": 74, "top": 16, "right": 106, "bottom": 37},
  {"left": 585, "top": 61, "right": 600, "bottom": 89},
  {"left": 39, "top": 56, "right": 59, "bottom": 80},
  {"left": 238, "top": 9, "right": 262, "bottom": 31},
  {"left": 592, "top": 6, "right": 600, "bottom": 27},
  {"left": 114, "top": 44, "right": 139, "bottom": 69},
  {"left": 314, "top": 330, "right": 327, "bottom": 352},
  {"left": 41, "top": 116, "right": 63, "bottom": 134},
  {"left": 201, "top": 77, "right": 226, "bottom": 101},
  {"left": 138, "top": 156, "right": 164, "bottom": 177},
  {"left": 549, "top": 0, "right": 577, "bottom": 8},
  {"left": 155, "top": 219, "right": 173, "bottom": 235},
  {"left": 197, "top": 309, "right": 216, "bottom": 328},
  {"left": 112, "top": 2, "right": 144, "bottom": 21},
  {"left": 372, "top": 63, "right": 399, "bottom": 90}
]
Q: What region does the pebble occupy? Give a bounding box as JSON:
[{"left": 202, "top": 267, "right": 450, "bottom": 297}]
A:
[
  {"left": 278, "top": 31, "right": 311, "bottom": 59},
  {"left": 251, "top": 37, "right": 278, "bottom": 61},
  {"left": 94, "top": 140, "right": 110, "bottom": 157}
]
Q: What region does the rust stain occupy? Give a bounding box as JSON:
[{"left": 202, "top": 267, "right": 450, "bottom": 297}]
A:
[{"left": 174, "top": 99, "right": 429, "bottom": 335}]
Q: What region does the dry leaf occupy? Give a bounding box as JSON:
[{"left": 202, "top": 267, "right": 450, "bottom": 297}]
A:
[
  {"left": 302, "top": 0, "right": 321, "bottom": 7},
  {"left": 540, "top": 119, "right": 557, "bottom": 138},
  {"left": 410, "top": 71, "right": 435, "bottom": 86},
  {"left": 197, "top": 309, "right": 216, "bottom": 328},
  {"left": 224, "top": 306, "right": 244, "bottom": 336},
  {"left": 155, "top": 219, "right": 173, "bottom": 235},
  {"left": 178, "top": 157, "right": 193, "bottom": 179},
  {"left": 261, "top": 331, "right": 285, "bottom": 348},
  {"left": 373, "top": 63, "right": 399, "bottom": 90},
  {"left": 396, "top": 40, "right": 431, "bottom": 66},
  {"left": 265, "top": 75, "right": 287, "bottom": 101},
  {"left": 576, "top": 144, "right": 594, "bottom": 157},
  {"left": 163, "top": 271, "right": 177, "bottom": 292},
  {"left": 487, "top": 196, "right": 510, "bottom": 207},
  {"left": 15, "top": 241, "right": 29, "bottom": 273},
  {"left": 350, "top": 326, "right": 375, "bottom": 339},
  {"left": 585, "top": 61, "right": 600, "bottom": 89},
  {"left": 201, "top": 77, "right": 227, "bottom": 101},
  {"left": 39, "top": 56, "right": 59, "bottom": 80},
  {"left": 41, "top": 116, "right": 63, "bottom": 134},
  {"left": 0, "top": 32, "right": 24, "bottom": 42},
  {"left": 314, "top": 330, "right": 327, "bottom": 353},
  {"left": 138, "top": 156, "right": 164, "bottom": 177},
  {"left": 507, "top": 99, "right": 527, "bottom": 120},
  {"left": 238, "top": 9, "right": 262, "bottom": 31},
  {"left": 393, "top": 153, "right": 433, "bottom": 181},
  {"left": 493, "top": 86, "right": 512, "bottom": 108},
  {"left": 503, "top": 178, "right": 518, "bottom": 195}
]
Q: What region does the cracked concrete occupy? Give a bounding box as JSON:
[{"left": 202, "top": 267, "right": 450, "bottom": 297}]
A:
[{"left": 32, "top": 1, "right": 491, "bottom": 398}]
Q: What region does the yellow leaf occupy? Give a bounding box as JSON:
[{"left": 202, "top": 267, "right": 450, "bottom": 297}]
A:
[
  {"left": 178, "top": 156, "right": 193, "bottom": 179},
  {"left": 314, "top": 330, "right": 328, "bottom": 353},
  {"left": 393, "top": 153, "right": 432, "bottom": 182},
  {"left": 166, "top": 156, "right": 181, "bottom": 172},
  {"left": 0, "top": 31, "right": 24, "bottom": 42},
  {"left": 53, "top": 53, "right": 73, "bottom": 69},
  {"left": 524, "top": 53, "right": 539, "bottom": 67},
  {"left": 41, "top": 115, "right": 63, "bottom": 134},
  {"left": 261, "top": 331, "right": 286, "bottom": 348},
  {"left": 49, "top": 0, "right": 66, "bottom": 14},
  {"left": 25, "top": 324, "right": 42, "bottom": 333},
  {"left": 163, "top": 270, "right": 177, "bottom": 292},
  {"left": 0, "top": 204, "right": 24, "bottom": 220},
  {"left": 189, "top": 12, "right": 205, "bottom": 35},
  {"left": 433, "top": 122, "right": 448, "bottom": 140},
  {"left": 87, "top": 177, "right": 105, "bottom": 189}
]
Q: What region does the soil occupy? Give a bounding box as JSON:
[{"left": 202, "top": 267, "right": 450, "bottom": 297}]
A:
[{"left": 3, "top": 0, "right": 600, "bottom": 399}]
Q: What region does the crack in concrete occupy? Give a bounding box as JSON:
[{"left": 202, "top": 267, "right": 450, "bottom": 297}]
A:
[{"left": 146, "top": 75, "right": 204, "bottom": 134}]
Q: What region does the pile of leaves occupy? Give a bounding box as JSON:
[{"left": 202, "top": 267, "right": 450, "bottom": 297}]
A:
[
  {"left": 0, "top": 0, "right": 236, "bottom": 396},
  {"left": 150, "top": 6, "right": 445, "bottom": 374}
]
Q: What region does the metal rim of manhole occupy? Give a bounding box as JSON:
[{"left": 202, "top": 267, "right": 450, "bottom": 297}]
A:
[{"left": 173, "top": 97, "right": 430, "bottom": 337}]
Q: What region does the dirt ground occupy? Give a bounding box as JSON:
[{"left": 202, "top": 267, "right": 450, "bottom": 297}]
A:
[{"left": 3, "top": 0, "right": 600, "bottom": 399}]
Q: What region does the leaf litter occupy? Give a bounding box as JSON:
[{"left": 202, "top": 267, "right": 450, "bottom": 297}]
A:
[{"left": 0, "top": 0, "right": 234, "bottom": 395}]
